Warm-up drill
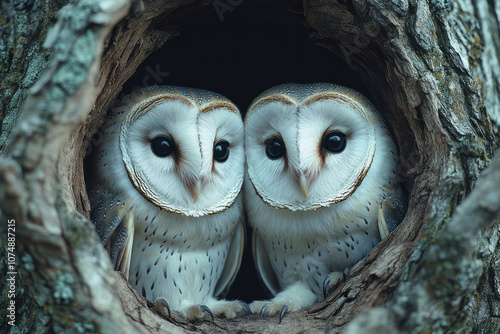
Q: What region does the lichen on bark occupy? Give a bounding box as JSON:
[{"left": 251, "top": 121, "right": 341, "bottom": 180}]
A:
[{"left": 0, "top": 0, "right": 67, "bottom": 154}]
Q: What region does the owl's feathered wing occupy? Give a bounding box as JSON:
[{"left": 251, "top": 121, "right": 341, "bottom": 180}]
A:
[
  {"left": 115, "top": 211, "right": 134, "bottom": 278},
  {"left": 214, "top": 214, "right": 246, "bottom": 298},
  {"left": 378, "top": 183, "right": 408, "bottom": 239},
  {"left": 88, "top": 186, "right": 134, "bottom": 278},
  {"left": 252, "top": 231, "right": 280, "bottom": 297}
]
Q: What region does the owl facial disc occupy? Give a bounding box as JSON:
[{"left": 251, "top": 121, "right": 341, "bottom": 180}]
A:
[
  {"left": 245, "top": 83, "right": 377, "bottom": 211},
  {"left": 119, "top": 89, "right": 244, "bottom": 217}
]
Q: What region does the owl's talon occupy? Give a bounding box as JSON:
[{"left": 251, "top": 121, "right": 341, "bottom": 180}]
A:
[
  {"left": 323, "top": 276, "right": 331, "bottom": 299},
  {"left": 240, "top": 301, "right": 251, "bottom": 319},
  {"left": 260, "top": 305, "right": 268, "bottom": 318},
  {"left": 198, "top": 305, "right": 214, "bottom": 321},
  {"left": 154, "top": 297, "right": 171, "bottom": 317},
  {"left": 343, "top": 267, "right": 350, "bottom": 281},
  {"left": 323, "top": 272, "right": 344, "bottom": 299},
  {"left": 279, "top": 304, "right": 288, "bottom": 323}
]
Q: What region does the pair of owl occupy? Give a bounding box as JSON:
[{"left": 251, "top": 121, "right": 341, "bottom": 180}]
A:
[{"left": 88, "top": 83, "right": 406, "bottom": 321}]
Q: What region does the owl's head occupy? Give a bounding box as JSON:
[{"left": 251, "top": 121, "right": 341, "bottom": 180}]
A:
[
  {"left": 245, "top": 83, "right": 390, "bottom": 211},
  {"left": 116, "top": 86, "right": 244, "bottom": 217}
]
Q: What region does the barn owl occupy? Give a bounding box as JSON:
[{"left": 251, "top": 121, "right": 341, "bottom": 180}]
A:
[
  {"left": 244, "top": 83, "right": 407, "bottom": 320},
  {"left": 87, "top": 86, "right": 248, "bottom": 320}
]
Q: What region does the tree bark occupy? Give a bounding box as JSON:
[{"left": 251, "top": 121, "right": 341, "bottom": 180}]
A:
[{"left": 0, "top": 0, "right": 499, "bottom": 333}]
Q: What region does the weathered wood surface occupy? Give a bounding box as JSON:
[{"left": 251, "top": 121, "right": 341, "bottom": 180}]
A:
[
  {"left": 0, "top": 1, "right": 66, "bottom": 153},
  {"left": 0, "top": 0, "right": 498, "bottom": 333}
]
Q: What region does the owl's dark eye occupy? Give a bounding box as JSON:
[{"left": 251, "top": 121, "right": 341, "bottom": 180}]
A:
[
  {"left": 151, "top": 136, "right": 175, "bottom": 157},
  {"left": 265, "top": 137, "right": 286, "bottom": 160},
  {"left": 322, "top": 131, "right": 347, "bottom": 153},
  {"left": 213, "top": 140, "right": 230, "bottom": 163}
]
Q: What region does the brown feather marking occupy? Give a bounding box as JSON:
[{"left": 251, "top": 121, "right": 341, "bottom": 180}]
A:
[
  {"left": 247, "top": 94, "right": 295, "bottom": 117},
  {"left": 302, "top": 92, "right": 359, "bottom": 109},
  {"left": 200, "top": 101, "right": 239, "bottom": 114},
  {"left": 126, "top": 94, "right": 194, "bottom": 124},
  {"left": 318, "top": 128, "right": 328, "bottom": 167}
]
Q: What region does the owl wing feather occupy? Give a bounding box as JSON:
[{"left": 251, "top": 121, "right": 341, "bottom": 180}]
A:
[
  {"left": 90, "top": 190, "right": 135, "bottom": 277},
  {"left": 252, "top": 231, "right": 280, "bottom": 297},
  {"left": 214, "top": 214, "right": 246, "bottom": 298},
  {"left": 91, "top": 197, "right": 122, "bottom": 246},
  {"left": 378, "top": 184, "right": 408, "bottom": 239},
  {"left": 115, "top": 211, "right": 134, "bottom": 279}
]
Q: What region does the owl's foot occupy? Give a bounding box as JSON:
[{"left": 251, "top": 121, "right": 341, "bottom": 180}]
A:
[
  {"left": 206, "top": 300, "right": 250, "bottom": 319},
  {"left": 250, "top": 300, "right": 298, "bottom": 323},
  {"left": 154, "top": 297, "right": 248, "bottom": 321},
  {"left": 249, "top": 282, "right": 317, "bottom": 322},
  {"left": 154, "top": 297, "right": 171, "bottom": 317},
  {"left": 179, "top": 304, "right": 215, "bottom": 321},
  {"left": 322, "top": 268, "right": 349, "bottom": 298},
  {"left": 179, "top": 300, "right": 249, "bottom": 321},
  {"left": 155, "top": 298, "right": 214, "bottom": 321}
]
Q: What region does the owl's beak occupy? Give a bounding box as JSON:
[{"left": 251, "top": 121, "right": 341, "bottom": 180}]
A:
[
  {"left": 299, "top": 173, "right": 308, "bottom": 198},
  {"left": 191, "top": 179, "right": 202, "bottom": 204}
]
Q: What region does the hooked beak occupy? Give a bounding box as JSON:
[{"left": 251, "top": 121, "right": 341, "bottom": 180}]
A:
[
  {"left": 298, "top": 172, "right": 308, "bottom": 198},
  {"left": 191, "top": 179, "right": 202, "bottom": 204}
]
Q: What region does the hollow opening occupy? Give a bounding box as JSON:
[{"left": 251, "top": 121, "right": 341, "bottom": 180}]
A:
[{"left": 85, "top": 0, "right": 416, "bottom": 309}]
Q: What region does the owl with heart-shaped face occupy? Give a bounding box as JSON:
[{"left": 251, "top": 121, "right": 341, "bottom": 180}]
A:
[
  {"left": 87, "top": 86, "right": 248, "bottom": 320},
  {"left": 243, "top": 83, "right": 406, "bottom": 319}
]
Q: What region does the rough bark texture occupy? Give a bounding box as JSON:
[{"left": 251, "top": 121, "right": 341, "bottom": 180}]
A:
[
  {"left": 0, "top": 0, "right": 499, "bottom": 333},
  {"left": 0, "top": 0, "right": 67, "bottom": 154}
]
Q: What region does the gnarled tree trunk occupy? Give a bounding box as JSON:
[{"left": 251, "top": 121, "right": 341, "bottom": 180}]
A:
[{"left": 1, "top": 0, "right": 499, "bottom": 333}]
